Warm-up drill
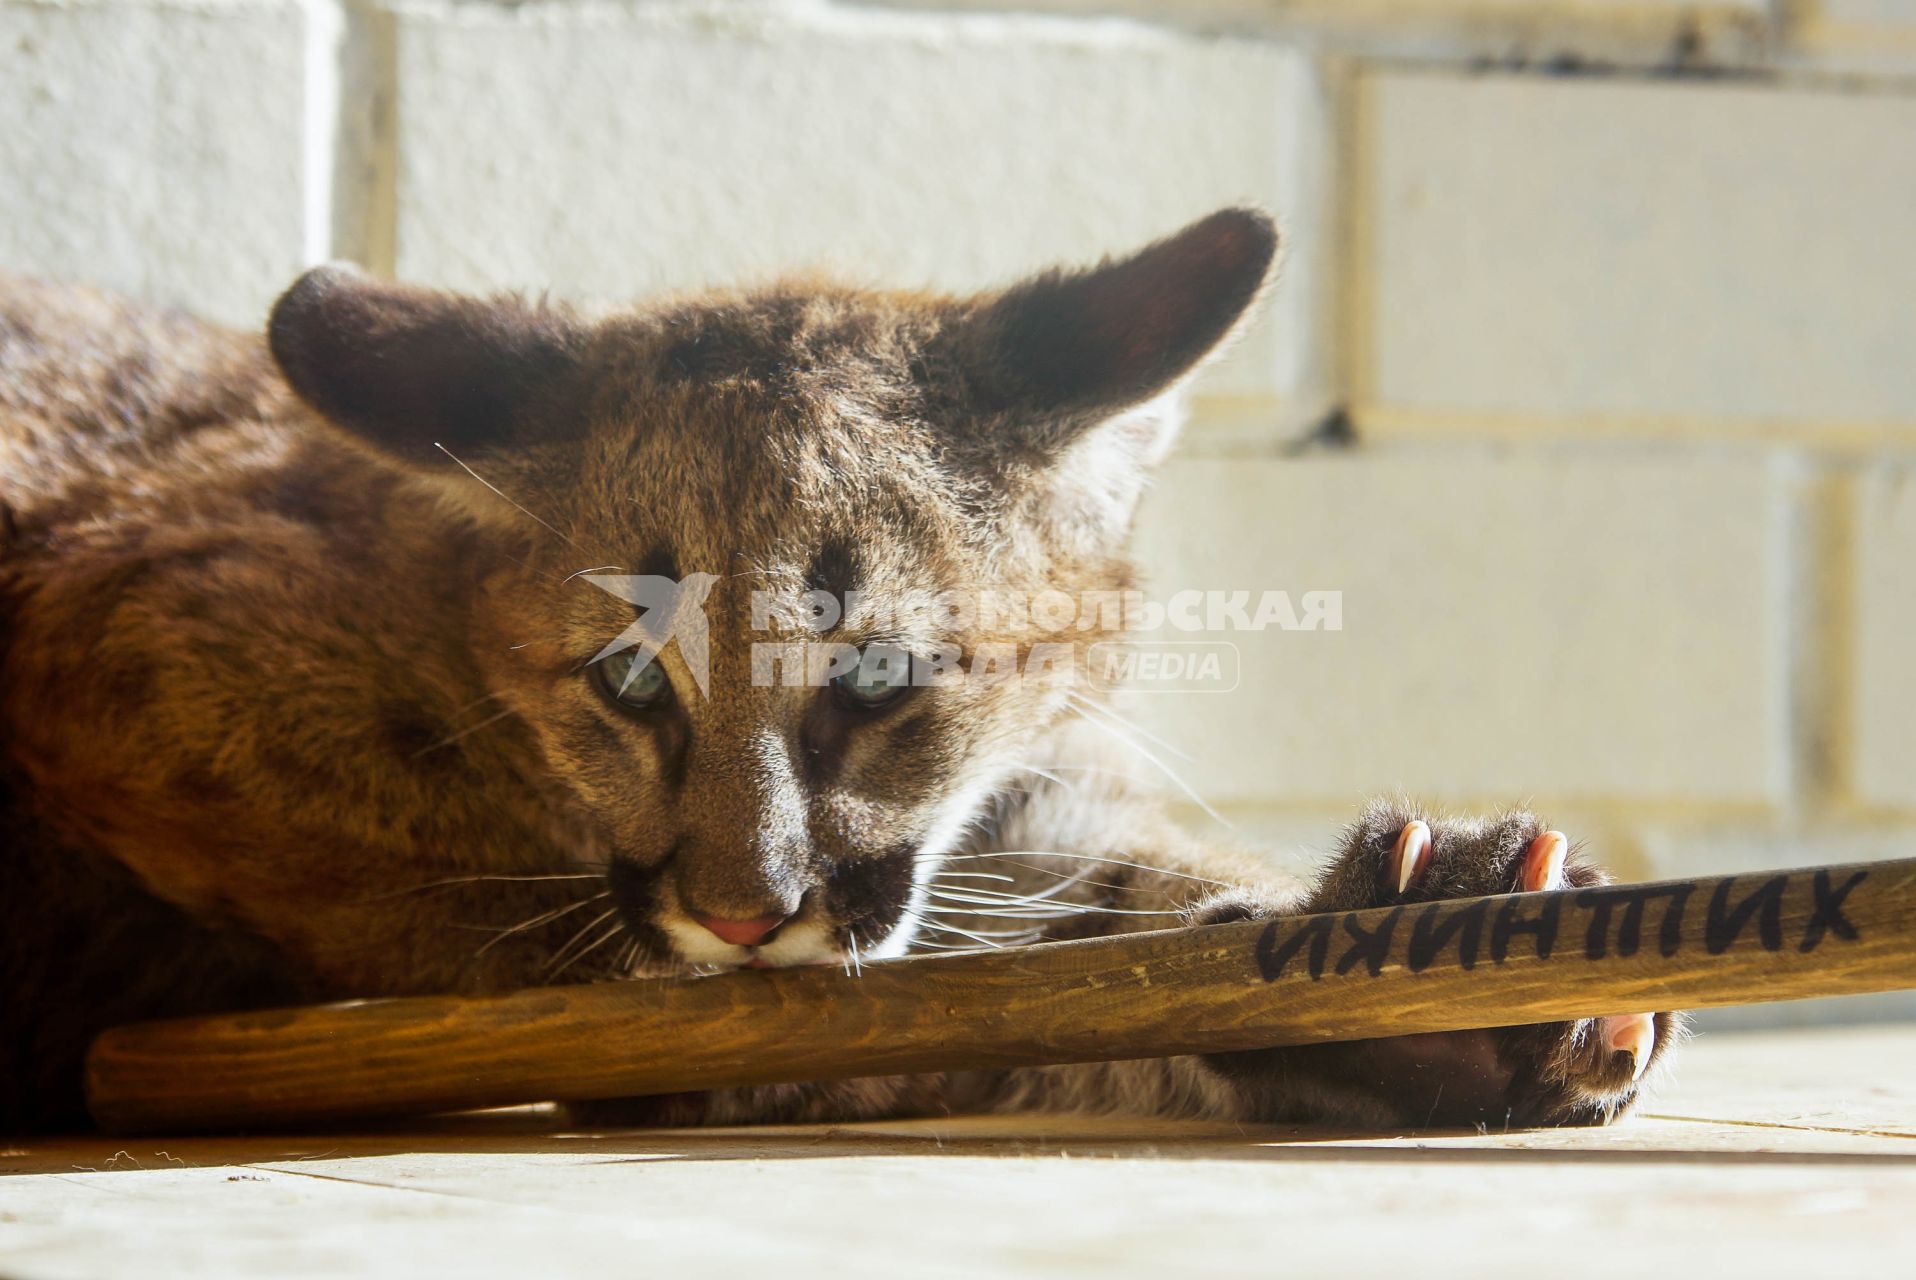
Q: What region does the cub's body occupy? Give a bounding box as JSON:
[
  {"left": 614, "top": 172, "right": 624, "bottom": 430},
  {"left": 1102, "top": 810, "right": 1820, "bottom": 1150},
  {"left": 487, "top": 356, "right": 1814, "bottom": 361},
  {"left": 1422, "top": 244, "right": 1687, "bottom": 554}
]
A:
[
  {"left": 0, "top": 215, "right": 1670, "bottom": 1132},
  {"left": 0, "top": 281, "right": 541, "bottom": 1125}
]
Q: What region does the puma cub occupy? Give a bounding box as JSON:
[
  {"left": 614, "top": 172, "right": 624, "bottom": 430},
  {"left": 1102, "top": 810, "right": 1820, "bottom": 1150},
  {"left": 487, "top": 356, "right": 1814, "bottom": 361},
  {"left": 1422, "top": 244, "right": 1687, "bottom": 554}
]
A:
[{"left": 0, "top": 210, "right": 1672, "bottom": 1131}]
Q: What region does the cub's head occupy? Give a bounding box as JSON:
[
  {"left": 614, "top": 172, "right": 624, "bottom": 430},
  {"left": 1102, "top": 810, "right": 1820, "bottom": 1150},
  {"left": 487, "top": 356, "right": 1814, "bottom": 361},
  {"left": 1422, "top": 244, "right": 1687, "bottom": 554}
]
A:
[{"left": 268, "top": 209, "right": 1276, "bottom": 976}]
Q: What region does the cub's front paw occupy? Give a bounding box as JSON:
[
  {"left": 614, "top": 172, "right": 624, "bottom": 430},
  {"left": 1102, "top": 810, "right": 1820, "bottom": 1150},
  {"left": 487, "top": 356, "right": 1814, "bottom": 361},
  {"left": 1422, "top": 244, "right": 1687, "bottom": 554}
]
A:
[{"left": 1204, "top": 802, "right": 1680, "bottom": 1129}]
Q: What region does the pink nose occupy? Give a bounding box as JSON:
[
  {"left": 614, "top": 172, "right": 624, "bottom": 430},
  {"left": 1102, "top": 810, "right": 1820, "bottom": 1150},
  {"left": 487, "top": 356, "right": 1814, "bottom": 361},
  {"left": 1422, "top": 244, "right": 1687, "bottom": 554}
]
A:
[{"left": 690, "top": 913, "right": 788, "bottom": 947}]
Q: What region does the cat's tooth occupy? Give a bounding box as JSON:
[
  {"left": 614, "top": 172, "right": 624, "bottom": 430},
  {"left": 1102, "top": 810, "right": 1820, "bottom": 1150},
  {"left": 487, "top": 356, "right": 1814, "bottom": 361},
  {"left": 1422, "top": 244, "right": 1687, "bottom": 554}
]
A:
[
  {"left": 1392, "top": 820, "right": 1431, "bottom": 893},
  {"left": 1601, "top": 1013, "right": 1656, "bottom": 1082},
  {"left": 1522, "top": 830, "right": 1569, "bottom": 893}
]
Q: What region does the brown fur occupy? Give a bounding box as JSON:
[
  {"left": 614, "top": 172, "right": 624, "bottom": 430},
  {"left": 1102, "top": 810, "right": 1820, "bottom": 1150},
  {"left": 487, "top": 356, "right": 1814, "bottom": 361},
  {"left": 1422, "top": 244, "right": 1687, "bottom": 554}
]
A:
[{"left": 0, "top": 211, "right": 1671, "bottom": 1133}]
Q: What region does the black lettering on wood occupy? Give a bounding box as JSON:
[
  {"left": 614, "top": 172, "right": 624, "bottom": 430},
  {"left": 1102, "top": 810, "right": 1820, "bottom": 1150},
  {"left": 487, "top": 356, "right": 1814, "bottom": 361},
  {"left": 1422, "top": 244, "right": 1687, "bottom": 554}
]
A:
[
  {"left": 1656, "top": 883, "right": 1694, "bottom": 957},
  {"left": 1800, "top": 869, "right": 1867, "bottom": 953},
  {"left": 1578, "top": 884, "right": 1695, "bottom": 959},
  {"left": 1335, "top": 907, "right": 1404, "bottom": 977},
  {"left": 1407, "top": 899, "right": 1489, "bottom": 973},
  {"left": 1705, "top": 875, "right": 1788, "bottom": 955},
  {"left": 1490, "top": 895, "right": 1561, "bottom": 963},
  {"left": 1256, "top": 915, "right": 1336, "bottom": 981}
]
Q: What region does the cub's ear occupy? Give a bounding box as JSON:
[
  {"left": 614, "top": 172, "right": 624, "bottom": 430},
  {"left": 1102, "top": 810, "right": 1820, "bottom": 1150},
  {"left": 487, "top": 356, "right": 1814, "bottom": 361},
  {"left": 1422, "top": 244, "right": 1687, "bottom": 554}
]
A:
[
  {"left": 943, "top": 207, "right": 1279, "bottom": 449},
  {"left": 932, "top": 209, "right": 1278, "bottom": 546},
  {"left": 267, "top": 264, "right": 588, "bottom": 465}
]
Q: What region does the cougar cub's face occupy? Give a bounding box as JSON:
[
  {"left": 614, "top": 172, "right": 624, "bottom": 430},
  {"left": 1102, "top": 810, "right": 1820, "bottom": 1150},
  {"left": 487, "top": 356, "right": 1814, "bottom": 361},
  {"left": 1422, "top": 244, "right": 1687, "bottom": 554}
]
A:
[
  {"left": 268, "top": 209, "right": 1276, "bottom": 975},
  {"left": 480, "top": 405, "right": 1039, "bottom": 972}
]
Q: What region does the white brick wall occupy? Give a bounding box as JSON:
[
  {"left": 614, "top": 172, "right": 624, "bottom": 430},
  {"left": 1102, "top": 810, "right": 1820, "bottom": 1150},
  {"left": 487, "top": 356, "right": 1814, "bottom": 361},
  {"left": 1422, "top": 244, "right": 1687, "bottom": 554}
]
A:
[
  {"left": 1354, "top": 70, "right": 1916, "bottom": 431},
  {"left": 1133, "top": 448, "right": 1787, "bottom": 807},
  {"left": 5, "top": 0, "right": 1916, "bottom": 1026},
  {"left": 0, "top": 0, "right": 308, "bottom": 325},
  {"left": 871, "top": 0, "right": 1777, "bottom": 67},
  {"left": 1789, "top": 0, "right": 1916, "bottom": 73},
  {"left": 1854, "top": 466, "right": 1916, "bottom": 810},
  {"left": 379, "top": 0, "right": 1332, "bottom": 405}
]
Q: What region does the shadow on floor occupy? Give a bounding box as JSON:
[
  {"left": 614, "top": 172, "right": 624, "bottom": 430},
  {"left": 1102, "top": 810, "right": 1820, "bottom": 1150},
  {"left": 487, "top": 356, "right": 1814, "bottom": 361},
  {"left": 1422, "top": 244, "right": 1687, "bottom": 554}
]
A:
[{"left": 7, "top": 1105, "right": 1913, "bottom": 1177}]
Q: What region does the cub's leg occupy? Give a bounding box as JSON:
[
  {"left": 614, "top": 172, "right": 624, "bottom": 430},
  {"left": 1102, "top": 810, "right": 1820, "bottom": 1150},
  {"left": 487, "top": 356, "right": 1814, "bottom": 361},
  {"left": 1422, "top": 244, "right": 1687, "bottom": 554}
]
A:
[
  {"left": 1195, "top": 800, "right": 1678, "bottom": 1128},
  {"left": 918, "top": 794, "right": 1675, "bottom": 1128}
]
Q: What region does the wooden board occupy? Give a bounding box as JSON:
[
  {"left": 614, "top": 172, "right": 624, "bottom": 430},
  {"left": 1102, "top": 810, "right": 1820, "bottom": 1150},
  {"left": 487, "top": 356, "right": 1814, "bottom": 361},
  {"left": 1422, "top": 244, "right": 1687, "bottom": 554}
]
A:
[{"left": 87, "top": 858, "right": 1916, "bottom": 1131}]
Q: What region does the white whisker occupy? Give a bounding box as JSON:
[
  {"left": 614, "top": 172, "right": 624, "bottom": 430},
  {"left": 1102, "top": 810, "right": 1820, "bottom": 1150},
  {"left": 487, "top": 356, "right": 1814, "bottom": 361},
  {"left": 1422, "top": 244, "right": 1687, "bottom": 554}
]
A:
[
  {"left": 916, "top": 921, "right": 1013, "bottom": 948},
  {"left": 944, "top": 867, "right": 1137, "bottom": 899},
  {"left": 927, "top": 899, "right": 1182, "bottom": 919},
  {"left": 919, "top": 900, "right": 1087, "bottom": 918},
  {"left": 435, "top": 442, "right": 585, "bottom": 550},
  {"left": 1009, "top": 761, "right": 1071, "bottom": 789},
  {"left": 473, "top": 892, "right": 606, "bottom": 960},
  {"left": 1067, "top": 692, "right": 1192, "bottom": 762},
  {"left": 447, "top": 691, "right": 507, "bottom": 718},
  {"left": 414, "top": 707, "right": 515, "bottom": 757},
  {"left": 550, "top": 918, "right": 625, "bottom": 980},
  {"left": 563, "top": 564, "right": 625, "bottom": 585},
  {"left": 933, "top": 859, "right": 1102, "bottom": 908},
  {"left": 910, "top": 913, "right": 1044, "bottom": 938},
  {"left": 956, "top": 850, "right": 1230, "bottom": 890},
  {"left": 1066, "top": 704, "right": 1226, "bottom": 826},
  {"left": 545, "top": 907, "right": 618, "bottom": 976},
  {"left": 369, "top": 871, "right": 602, "bottom": 901}
]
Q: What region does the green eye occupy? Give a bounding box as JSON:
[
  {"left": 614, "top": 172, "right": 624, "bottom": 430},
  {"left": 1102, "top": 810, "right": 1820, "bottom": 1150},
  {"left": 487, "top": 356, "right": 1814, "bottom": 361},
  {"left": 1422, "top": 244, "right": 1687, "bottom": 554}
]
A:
[
  {"left": 595, "top": 649, "right": 670, "bottom": 710},
  {"left": 832, "top": 646, "right": 913, "bottom": 710}
]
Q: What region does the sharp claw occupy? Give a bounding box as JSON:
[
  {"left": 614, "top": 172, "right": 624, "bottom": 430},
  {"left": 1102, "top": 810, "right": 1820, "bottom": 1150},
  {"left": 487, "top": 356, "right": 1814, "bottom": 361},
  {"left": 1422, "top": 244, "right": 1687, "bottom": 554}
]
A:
[
  {"left": 1392, "top": 820, "right": 1432, "bottom": 894},
  {"left": 1522, "top": 830, "right": 1569, "bottom": 893},
  {"left": 1601, "top": 1013, "right": 1656, "bottom": 1082}
]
